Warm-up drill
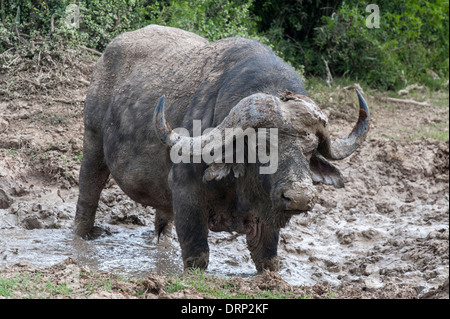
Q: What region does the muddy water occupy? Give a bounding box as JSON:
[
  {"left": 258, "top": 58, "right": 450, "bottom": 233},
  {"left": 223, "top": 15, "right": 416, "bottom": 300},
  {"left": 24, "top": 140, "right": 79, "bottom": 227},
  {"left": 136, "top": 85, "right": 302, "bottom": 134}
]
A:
[
  {"left": 0, "top": 186, "right": 308, "bottom": 285},
  {"left": 0, "top": 226, "right": 183, "bottom": 277},
  {"left": 0, "top": 223, "right": 264, "bottom": 281},
  {"left": 0, "top": 225, "right": 287, "bottom": 284},
  {"left": 1, "top": 183, "right": 449, "bottom": 294},
  {"left": 1, "top": 197, "right": 447, "bottom": 290}
]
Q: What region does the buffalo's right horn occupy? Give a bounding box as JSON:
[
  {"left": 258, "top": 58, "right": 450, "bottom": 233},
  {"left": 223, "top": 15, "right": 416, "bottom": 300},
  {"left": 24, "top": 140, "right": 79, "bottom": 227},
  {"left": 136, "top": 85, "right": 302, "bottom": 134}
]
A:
[
  {"left": 153, "top": 94, "right": 279, "bottom": 156},
  {"left": 153, "top": 95, "right": 183, "bottom": 147}
]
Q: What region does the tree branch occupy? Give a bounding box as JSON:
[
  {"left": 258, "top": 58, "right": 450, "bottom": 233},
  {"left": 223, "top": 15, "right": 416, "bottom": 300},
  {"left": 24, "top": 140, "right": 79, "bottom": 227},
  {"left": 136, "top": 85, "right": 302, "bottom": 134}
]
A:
[
  {"left": 384, "top": 97, "right": 430, "bottom": 107},
  {"left": 321, "top": 56, "right": 333, "bottom": 87},
  {"left": 80, "top": 45, "right": 102, "bottom": 56}
]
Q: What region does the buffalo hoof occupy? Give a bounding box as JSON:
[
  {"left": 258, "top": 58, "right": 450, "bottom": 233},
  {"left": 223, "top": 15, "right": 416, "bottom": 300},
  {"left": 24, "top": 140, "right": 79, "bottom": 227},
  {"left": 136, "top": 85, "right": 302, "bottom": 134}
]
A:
[
  {"left": 82, "top": 226, "right": 112, "bottom": 240},
  {"left": 183, "top": 252, "right": 209, "bottom": 270},
  {"left": 255, "top": 257, "right": 280, "bottom": 272}
]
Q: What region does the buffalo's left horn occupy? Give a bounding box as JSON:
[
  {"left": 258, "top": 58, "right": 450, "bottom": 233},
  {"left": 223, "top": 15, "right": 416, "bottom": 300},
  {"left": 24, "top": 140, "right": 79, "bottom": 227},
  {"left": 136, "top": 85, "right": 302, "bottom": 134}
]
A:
[{"left": 317, "top": 89, "right": 370, "bottom": 160}]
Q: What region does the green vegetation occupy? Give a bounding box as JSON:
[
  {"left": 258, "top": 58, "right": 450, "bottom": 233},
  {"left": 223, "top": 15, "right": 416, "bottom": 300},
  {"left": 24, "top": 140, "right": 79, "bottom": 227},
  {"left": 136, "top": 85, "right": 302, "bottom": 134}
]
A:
[
  {"left": 0, "top": 266, "right": 330, "bottom": 299},
  {"left": 165, "top": 268, "right": 298, "bottom": 299},
  {"left": 313, "top": 1, "right": 449, "bottom": 89},
  {"left": 142, "top": 0, "right": 262, "bottom": 43},
  {"left": 0, "top": 0, "right": 448, "bottom": 91},
  {"left": 412, "top": 122, "right": 449, "bottom": 141},
  {"left": 0, "top": 272, "right": 73, "bottom": 298},
  {"left": 0, "top": 269, "right": 127, "bottom": 299},
  {"left": 162, "top": 268, "right": 338, "bottom": 299}
]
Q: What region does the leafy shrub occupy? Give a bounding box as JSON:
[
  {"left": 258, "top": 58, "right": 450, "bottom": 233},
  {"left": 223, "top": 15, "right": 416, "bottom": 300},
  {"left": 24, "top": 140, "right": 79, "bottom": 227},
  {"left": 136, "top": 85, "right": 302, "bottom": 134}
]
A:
[
  {"left": 77, "top": 0, "right": 143, "bottom": 51},
  {"left": 313, "top": 1, "right": 449, "bottom": 89},
  {"left": 0, "top": 0, "right": 144, "bottom": 52},
  {"left": 251, "top": 0, "right": 449, "bottom": 90},
  {"left": 0, "top": 0, "right": 448, "bottom": 90},
  {"left": 313, "top": 4, "right": 403, "bottom": 89},
  {"left": 140, "top": 0, "right": 262, "bottom": 42}
]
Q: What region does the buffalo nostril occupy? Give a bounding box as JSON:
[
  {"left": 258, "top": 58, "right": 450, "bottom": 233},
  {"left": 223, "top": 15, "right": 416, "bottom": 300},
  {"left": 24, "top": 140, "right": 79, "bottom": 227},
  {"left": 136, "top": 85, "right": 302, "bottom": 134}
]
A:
[{"left": 281, "top": 193, "right": 291, "bottom": 205}]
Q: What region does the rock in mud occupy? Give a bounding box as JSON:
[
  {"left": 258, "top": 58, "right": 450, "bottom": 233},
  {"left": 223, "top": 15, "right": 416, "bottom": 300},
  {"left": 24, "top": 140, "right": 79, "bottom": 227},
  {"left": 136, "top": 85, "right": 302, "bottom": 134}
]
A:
[
  {"left": 420, "top": 277, "right": 449, "bottom": 299},
  {"left": 364, "top": 264, "right": 380, "bottom": 276},
  {"left": 336, "top": 228, "right": 356, "bottom": 245},
  {"left": 21, "top": 215, "right": 43, "bottom": 230},
  {"left": 141, "top": 274, "right": 166, "bottom": 294},
  {"left": 10, "top": 201, "right": 70, "bottom": 229},
  {"left": 364, "top": 274, "right": 384, "bottom": 290},
  {"left": 0, "top": 118, "right": 9, "bottom": 133},
  {"left": 0, "top": 188, "right": 13, "bottom": 209}
]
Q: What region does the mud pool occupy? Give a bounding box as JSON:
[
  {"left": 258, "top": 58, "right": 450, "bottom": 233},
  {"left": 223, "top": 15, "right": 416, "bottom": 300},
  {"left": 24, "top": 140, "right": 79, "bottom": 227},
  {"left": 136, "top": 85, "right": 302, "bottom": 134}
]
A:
[
  {"left": 0, "top": 227, "right": 180, "bottom": 276},
  {"left": 1, "top": 153, "right": 449, "bottom": 296}
]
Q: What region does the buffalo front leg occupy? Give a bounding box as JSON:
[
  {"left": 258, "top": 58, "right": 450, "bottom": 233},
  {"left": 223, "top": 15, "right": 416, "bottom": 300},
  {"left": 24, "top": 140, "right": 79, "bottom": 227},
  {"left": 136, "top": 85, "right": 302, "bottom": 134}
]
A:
[
  {"left": 173, "top": 199, "right": 209, "bottom": 270},
  {"left": 74, "top": 131, "right": 110, "bottom": 239},
  {"left": 246, "top": 221, "right": 280, "bottom": 272}
]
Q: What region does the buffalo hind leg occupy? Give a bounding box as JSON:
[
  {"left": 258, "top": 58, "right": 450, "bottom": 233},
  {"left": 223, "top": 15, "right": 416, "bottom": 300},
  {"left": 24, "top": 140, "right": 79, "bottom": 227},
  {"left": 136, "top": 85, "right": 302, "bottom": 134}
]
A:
[
  {"left": 74, "top": 132, "right": 110, "bottom": 239},
  {"left": 155, "top": 209, "right": 174, "bottom": 240},
  {"left": 246, "top": 222, "right": 280, "bottom": 272}
]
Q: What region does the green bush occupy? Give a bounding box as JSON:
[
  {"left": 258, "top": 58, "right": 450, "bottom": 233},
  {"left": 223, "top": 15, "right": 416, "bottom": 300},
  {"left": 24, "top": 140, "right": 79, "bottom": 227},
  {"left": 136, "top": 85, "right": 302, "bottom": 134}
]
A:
[
  {"left": 0, "top": 0, "right": 261, "bottom": 51},
  {"left": 1, "top": 0, "right": 448, "bottom": 90},
  {"left": 313, "top": 4, "right": 403, "bottom": 89},
  {"left": 140, "top": 0, "right": 262, "bottom": 42},
  {"left": 251, "top": 0, "right": 449, "bottom": 90},
  {"left": 313, "top": 0, "right": 449, "bottom": 89},
  {"left": 78, "top": 0, "right": 143, "bottom": 51},
  {"left": 0, "top": 0, "right": 144, "bottom": 52}
]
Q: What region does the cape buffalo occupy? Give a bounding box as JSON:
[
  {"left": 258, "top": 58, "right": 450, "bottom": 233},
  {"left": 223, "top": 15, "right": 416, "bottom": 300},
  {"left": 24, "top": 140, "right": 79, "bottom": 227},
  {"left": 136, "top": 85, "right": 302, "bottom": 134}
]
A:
[{"left": 74, "top": 25, "right": 369, "bottom": 272}]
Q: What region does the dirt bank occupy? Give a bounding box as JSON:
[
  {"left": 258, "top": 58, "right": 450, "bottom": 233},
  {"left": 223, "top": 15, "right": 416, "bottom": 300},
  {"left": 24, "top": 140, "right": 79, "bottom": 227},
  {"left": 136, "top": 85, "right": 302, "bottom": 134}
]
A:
[{"left": 0, "top": 49, "right": 448, "bottom": 299}]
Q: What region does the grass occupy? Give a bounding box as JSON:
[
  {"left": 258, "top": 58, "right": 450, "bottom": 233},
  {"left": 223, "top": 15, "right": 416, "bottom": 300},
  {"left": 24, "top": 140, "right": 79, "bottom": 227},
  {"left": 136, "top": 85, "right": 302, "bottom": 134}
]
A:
[
  {"left": 1, "top": 268, "right": 319, "bottom": 299},
  {"left": 0, "top": 278, "right": 16, "bottom": 298},
  {"left": 29, "top": 112, "right": 71, "bottom": 126},
  {"left": 0, "top": 269, "right": 127, "bottom": 299},
  {"left": 2, "top": 149, "right": 16, "bottom": 156},
  {"left": 413, "top": 122, "right": 449, "bottom": 142},
  {"left": 0, "top": 272, "right": 73, "bottom": 298},
  {"left": 306, "top": 76, "right": 449, "bottom": 143},
  {"left": 165, "top": 269, "right": 252, "bottom": 299},
  {"left": 164, "top": 268, "right": 316, "bottom": 299}
]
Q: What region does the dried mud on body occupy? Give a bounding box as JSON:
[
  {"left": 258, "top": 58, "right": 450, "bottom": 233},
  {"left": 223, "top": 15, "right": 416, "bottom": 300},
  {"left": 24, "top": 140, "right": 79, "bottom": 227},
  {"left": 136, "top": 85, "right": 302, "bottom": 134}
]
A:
[{"left": 1, "top": 51, "right": 449, "bottom": 299}]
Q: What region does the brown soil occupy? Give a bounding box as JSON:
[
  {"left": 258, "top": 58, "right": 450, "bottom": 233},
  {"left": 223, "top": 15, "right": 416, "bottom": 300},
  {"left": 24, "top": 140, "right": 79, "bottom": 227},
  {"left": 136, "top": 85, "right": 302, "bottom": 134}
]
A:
[{"left": 0, "top": 49, "right": 448, "bottom": 299}]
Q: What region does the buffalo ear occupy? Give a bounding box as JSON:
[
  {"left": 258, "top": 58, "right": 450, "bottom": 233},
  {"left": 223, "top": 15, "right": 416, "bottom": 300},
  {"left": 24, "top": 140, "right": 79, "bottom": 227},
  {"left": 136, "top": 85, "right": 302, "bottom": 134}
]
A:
[
  {"left": 203, "top": 163, "right": 245, "bottom": 183},
  {"left": 309, "top": 153, "right": 344, "bottom": 188}
]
